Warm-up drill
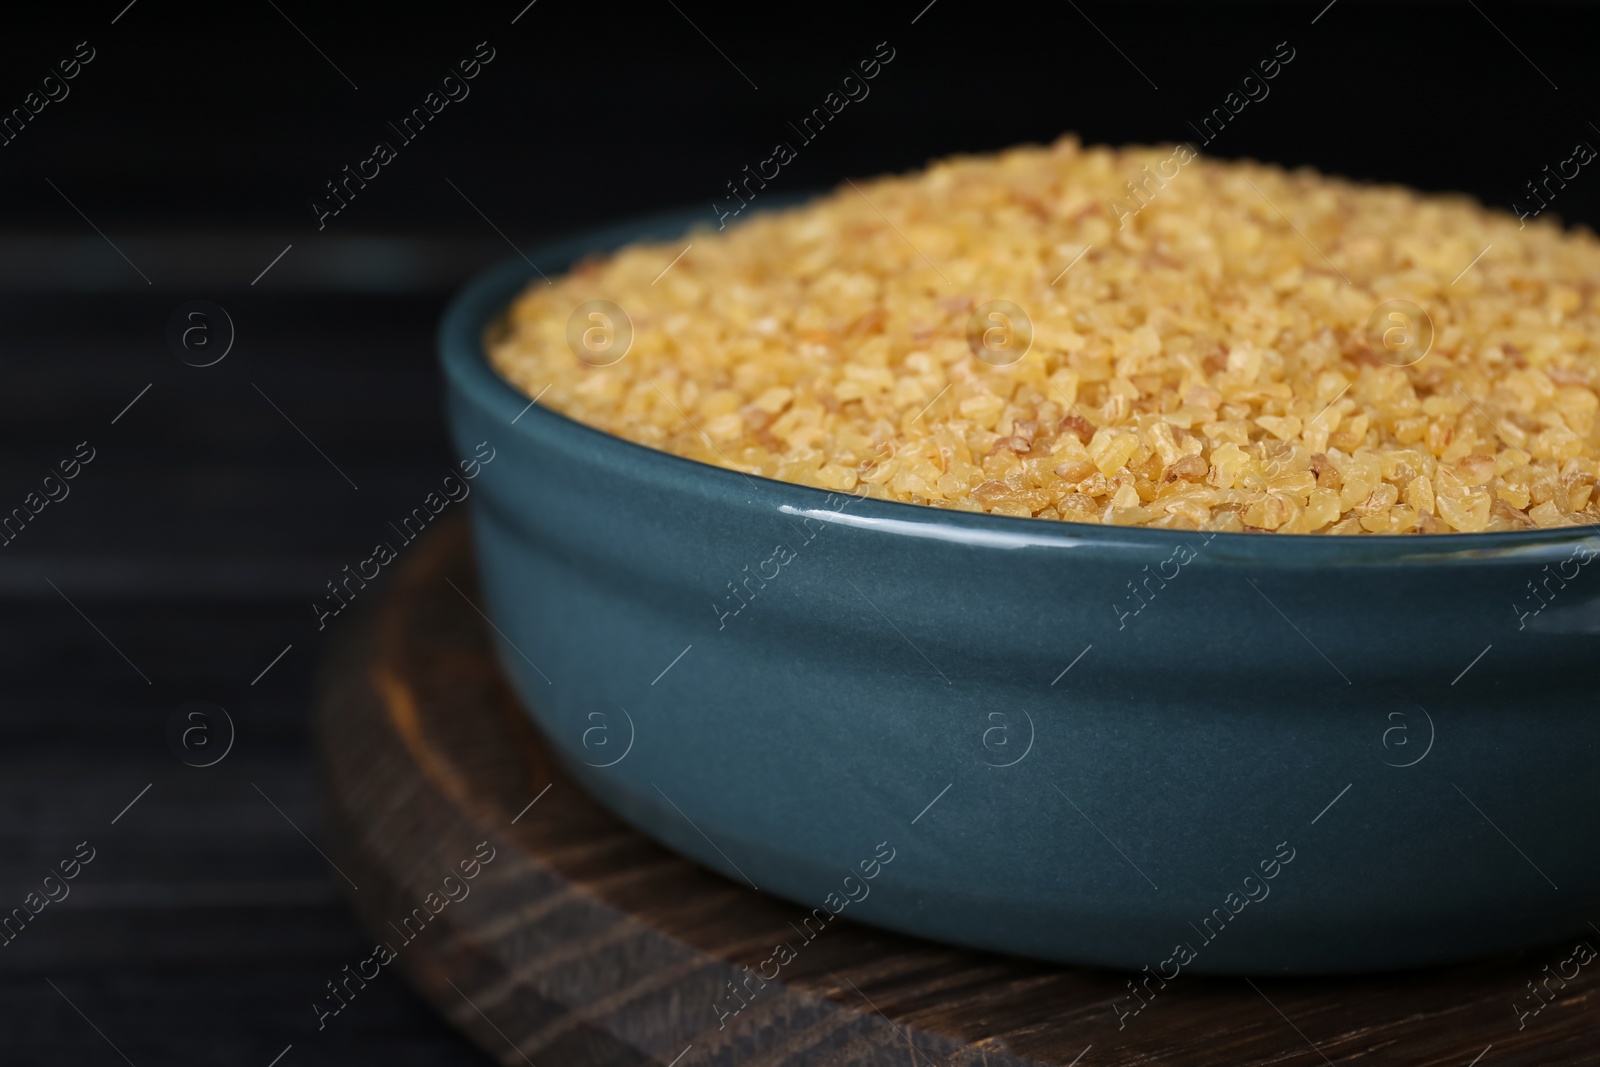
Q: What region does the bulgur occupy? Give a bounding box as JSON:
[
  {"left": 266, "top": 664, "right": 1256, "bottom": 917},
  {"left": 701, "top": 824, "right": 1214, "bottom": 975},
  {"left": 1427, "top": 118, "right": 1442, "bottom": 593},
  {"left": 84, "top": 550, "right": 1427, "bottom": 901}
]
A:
[{"left": 489, "top": 136, "right": 1600, "bottom": 533}]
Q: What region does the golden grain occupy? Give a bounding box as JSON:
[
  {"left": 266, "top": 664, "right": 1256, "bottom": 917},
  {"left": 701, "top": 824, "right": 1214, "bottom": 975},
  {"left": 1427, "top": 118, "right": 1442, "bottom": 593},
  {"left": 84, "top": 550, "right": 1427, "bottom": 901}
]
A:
[{"left": 490, "top": 136, "right": 1600, "bottom": 533}]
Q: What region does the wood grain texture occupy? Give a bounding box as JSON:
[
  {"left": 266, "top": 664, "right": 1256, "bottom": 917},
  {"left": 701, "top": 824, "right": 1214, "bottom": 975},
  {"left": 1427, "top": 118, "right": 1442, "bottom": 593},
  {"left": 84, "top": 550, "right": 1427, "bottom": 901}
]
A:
[
  {"left": 317, "top": 517, "right": 1600, "bottom": 1066},
  {"left": 0, "top": 286, "right": 497, "bottom": 1065}
]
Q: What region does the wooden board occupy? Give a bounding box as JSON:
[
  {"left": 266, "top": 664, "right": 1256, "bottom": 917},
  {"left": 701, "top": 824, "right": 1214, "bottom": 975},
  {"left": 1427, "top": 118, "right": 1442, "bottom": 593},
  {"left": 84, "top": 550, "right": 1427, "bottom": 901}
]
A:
[{"left": 316, "top": 517, "right": 1600, "bottom": 1066}]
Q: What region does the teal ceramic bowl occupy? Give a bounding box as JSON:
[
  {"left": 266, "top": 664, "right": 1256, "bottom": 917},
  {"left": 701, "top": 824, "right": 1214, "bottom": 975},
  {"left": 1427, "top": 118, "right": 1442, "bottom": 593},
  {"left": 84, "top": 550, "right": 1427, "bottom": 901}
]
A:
[{"left": 441, "top": 206, "right": 1600, "bottom": 974}]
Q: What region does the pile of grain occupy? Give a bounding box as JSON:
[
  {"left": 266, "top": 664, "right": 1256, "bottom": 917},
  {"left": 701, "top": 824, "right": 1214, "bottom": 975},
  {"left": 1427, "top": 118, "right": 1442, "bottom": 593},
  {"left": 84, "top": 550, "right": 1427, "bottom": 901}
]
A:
[{"left": 489, "top": 136, "right": 1600, "bottom": 533}]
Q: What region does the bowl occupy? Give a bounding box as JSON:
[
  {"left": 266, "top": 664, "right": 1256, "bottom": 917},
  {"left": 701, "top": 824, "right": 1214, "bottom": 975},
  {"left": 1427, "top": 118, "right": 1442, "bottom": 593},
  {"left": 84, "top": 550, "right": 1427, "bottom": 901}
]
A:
[{"left": 440, "top": 205, "right": 1600, "bottom": 974}]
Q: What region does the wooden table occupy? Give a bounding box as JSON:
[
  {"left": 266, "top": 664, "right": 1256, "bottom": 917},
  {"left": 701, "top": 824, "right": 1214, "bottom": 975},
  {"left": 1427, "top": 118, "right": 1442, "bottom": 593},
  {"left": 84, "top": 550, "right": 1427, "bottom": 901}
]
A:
[{"left": 318, "top": 518, "right": 1600, "bottom": 1066}]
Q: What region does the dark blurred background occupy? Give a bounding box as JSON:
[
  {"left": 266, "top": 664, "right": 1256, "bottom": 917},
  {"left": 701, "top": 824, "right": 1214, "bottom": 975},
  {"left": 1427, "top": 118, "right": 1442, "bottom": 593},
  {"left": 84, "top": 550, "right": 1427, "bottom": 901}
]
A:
[{"left": 1, "top": 1, "right": 1595, "bottom": 1063}]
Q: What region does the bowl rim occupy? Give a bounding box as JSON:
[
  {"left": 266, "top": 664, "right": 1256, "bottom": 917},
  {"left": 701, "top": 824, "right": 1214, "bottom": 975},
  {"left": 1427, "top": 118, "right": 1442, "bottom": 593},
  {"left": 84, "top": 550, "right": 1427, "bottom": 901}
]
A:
[{"left": 440, "top": 202, "right": 1600, "bottom": 565}]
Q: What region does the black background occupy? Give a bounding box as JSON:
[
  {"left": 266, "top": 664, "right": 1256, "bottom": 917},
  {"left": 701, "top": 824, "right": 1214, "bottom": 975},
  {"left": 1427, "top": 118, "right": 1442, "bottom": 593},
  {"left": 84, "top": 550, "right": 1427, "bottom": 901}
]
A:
[
  {"left": 1, "top": 1, "right": 1596, "bottom": 1064},
  {"left": 7, "top": 0, "right": 1600, "bottom": 237}
]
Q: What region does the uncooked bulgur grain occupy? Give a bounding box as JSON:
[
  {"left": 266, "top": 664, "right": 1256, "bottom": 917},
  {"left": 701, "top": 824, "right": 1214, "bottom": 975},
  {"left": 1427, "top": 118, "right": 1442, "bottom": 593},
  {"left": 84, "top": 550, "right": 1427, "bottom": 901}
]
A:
[{"left": 489, "top": 136, "right": 1600, "bottom": 534}]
